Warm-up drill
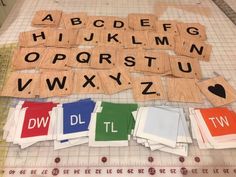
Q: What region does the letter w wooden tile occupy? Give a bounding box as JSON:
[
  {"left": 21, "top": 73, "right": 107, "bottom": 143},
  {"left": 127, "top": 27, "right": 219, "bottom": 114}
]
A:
[
  {"left": 39, "top": 71, "right": 73, "bottom": 98},
  {"left": 131, "top": 75, "right": 166, "bottom": 101}
]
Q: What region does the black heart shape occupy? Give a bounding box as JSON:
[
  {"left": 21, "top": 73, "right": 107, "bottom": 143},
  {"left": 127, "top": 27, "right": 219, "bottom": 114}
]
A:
[{"left": 208, "top": 84, "right": 226, "bottom": 98}]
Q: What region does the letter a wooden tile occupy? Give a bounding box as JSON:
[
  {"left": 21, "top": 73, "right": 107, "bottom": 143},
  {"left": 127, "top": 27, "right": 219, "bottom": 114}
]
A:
[
  {"left": 131, "top": 75, "right": 166, "bottom": 102},
  {"left": 39, "top": 71, "right": 73, "bottom": 98},
  {"left": 1, "top": 72, "right": 40, "bottom": 98},
  {"left": 197, "top": 76, "right": 236, "bottom": 106},
  {"left": 167, "top": 78, "right": 202, "bottom": 103},
  {"left": 98, "top": 67, "right": 132, "bottom": 94},
  {"left": 31, "top": 10, "right": 62, "bottom": 27}
]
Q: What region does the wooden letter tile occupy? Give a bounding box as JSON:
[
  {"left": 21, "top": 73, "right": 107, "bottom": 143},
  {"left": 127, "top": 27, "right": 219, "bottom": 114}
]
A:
[
  {"left": 40, "top": 71, "right": 73, "bottom": 98},
  {"left": 132, "top": 75, "right": 166, "bottom": 101},
  {"left": 90, "top": 46, "right": 116, "bottom": 69},
  {"left": 98, "top": 67, "right": 132, "bottom": 94},
  {"left": 167, "top": 78, "right": 202, "bottom": 103},
  {"left": 12, "top": 47, "right": 46, "bottom": 70},
  {"left": 1, "top": 72, "right": 40, "bottom": 98},
  {"left": 31, "top": 10, "right": 62, "bottom": 27},
  {"left": 197, "top": 76, "right": 236, "bottom": 106},
  {"left": 169, "top": 56, "right": 202, "bottom": 79},
  {"left": 74, "top": 69, "right": 103, "bottom": 94}
]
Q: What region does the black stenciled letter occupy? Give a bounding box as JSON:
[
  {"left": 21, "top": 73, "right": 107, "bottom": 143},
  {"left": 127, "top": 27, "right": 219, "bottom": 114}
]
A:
[
  {"left": 52, "top": 54, "right": 66, "bottom": 64},
  {"left": 109, "top": 72, "right": 122, "bottom": 85},
  {"left": 140, "top": 19, "right": 150, "bottom": 27},
  {"left": 76, "top": 52, "right": 90, "bottom": 63},
  {"left": 187, "top": 27, "right": 199, "bottom": 35},
  {"left": 190, "top": 44, "right": 204, "bottom": 55},
  {"left": 107, "top": 33, "right": 119, "bottom": 42},
  {"left": 144, "top": 56, "right": 156, "bottom": 67},
  {"left": 163, "top": 23, "right": 171, "bottom": 31},
  {"left": 124, "top": 56, "right": 135, "bottom": 67},
  {"left": 132, "top": 36, "right": 142, "bottom": 44},
  {"left": 46, "top": 76, "right": 67, "bottom": 91},
  {"left": 178, "top": 62, "right": 192, "bottom": 73},
  {"left": 18, "top": 78, "right": 32, "bottom": 91},
  {"left": 24, "top": 52, "right": 40, "bottom": 62},
  {"left": 113, "top": 20, "right": 124, "bottom": 28},
  {"left": 32, "top": 32, "right": 45, "bottom": 42},
  {"left": 93, "top": 20, "right": 104, "bottom": 27},
  {"left": 83, "top": 75, "right": 96, "bottom": 87},
  {"left": 71, "top": 18, "right": 82, "bottom": 25},
  {"left": 154, "top": 36, "right": 169, "bottom": 45},
  {"left": 84, "top": 33, "right": 94, "bottom": 41},
  {"left": 99, "top": 54, "right": 112, "bottom": 64},
  {"left": 141, "top": 82, "right": 156, "bottom": 95},
  {"left": 42, "top": 14, "right": 53, "bottom": 22}
]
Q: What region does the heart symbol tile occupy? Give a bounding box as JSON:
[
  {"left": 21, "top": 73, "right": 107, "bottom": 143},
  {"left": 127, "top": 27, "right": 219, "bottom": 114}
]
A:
[{"left": 208, "top": 84, "right": 226, "bottom": 98}]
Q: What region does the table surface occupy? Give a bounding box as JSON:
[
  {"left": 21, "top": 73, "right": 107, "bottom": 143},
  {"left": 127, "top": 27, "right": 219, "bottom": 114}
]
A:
[{"left": 0, "top": 0, "right": 236, "bottom": 177}]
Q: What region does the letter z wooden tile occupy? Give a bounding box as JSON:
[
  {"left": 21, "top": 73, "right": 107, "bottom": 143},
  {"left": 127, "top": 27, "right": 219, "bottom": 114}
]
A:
[{"left": 131, "top": 75, "right": 166, "bottom": 101}]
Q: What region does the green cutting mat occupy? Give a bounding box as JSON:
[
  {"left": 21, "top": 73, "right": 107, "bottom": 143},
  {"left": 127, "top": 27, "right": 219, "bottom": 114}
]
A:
[{"left": 0, "top": 44, "right": 17, "bottom": 175}]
